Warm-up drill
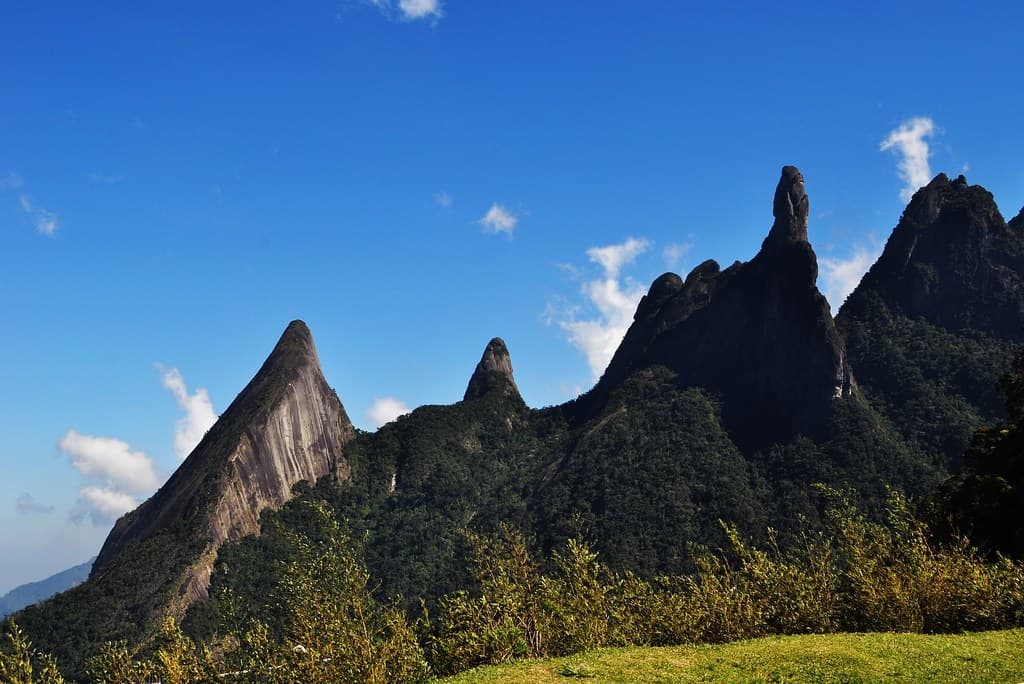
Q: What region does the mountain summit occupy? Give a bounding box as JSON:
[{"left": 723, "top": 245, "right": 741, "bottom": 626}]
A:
[
  {"left": 464, "top": 337, "right": 520, "bottom": 401},
  {"left": 593, "top": 166, "right": 853, "bottom": 450},
  {"left": 94, "top": 320, "right": 354, "bottom": 609},
  {"left": 766, "top": 164, "right": 810, "bottom": 244},
  {"left": 843, "top": 173, "right": 1024, "bottom": 340}
]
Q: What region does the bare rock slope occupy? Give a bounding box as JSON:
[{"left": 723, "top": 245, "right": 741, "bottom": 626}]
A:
[{"left": 94, "top": 319, "right": 354, "bottom": 610}]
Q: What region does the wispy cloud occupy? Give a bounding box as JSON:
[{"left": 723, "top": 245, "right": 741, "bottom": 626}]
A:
[
  {"left": 15, "top": 189, "right": 60, "bottom": 236},
  {"left": 435, "top": 191, "right": 453, "bottom": 208},
  {"left": 881, "top": 116, "right": 937, "bottom": 203},
  {"left": 34, "top": 210, "right": 59, "bottom": 236},
  {"left": 479, "top": 203, "right": 519, "bottom": 235},
  {"left": 662, "top": 242, "right": 693, "bottom": 269},
  {"left": 367, "top": 397, "right": 411, "bottom": 428},
  {"left": 586, "top": 238, "right": 651, "bottom": 277},
  {"left": 368, "top": 0, "right": 443, "bottom": 21},
  {"left": 16, "top": 493, "right": 54, "bottom": 516},
  {"left": 819, "top": 241, "right": 883, "bottom": 311},
  {"left": 551, "top": 237, "right": 652, "bottom": 379},
  {"left": 159, "top": 366, "right": 218, "bottom": 460}
]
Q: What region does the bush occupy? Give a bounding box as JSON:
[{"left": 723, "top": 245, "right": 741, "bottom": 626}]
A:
[
  {"left": 825, "top": 487, "right": 1024, "bottom": 632},
  {"left": 225, "top": 501, "right": 430, "bottom": 684},
  {"left": 0, "top": 621, "right": 64, "bottom": 684}
]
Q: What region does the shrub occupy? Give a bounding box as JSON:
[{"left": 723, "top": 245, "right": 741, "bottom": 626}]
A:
[{"left": 0, "top": 621, "right": 65, "bottom": 684}]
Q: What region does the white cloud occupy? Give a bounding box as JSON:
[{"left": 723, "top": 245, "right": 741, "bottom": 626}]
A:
[
  {"left": 663, "top": 242, "right": 693, "bottom": 269},
  {"left": 16, "top": 493, "right": 54, "bottom": 516},
  {"left": 368, "top": 0, "right": 442, "bottom": 21},
  {"left": 399, "top": 0, "right": 441, "bottom": 19},
  {"left": 367, "top": 397, "right": 411, "bottom": 428},
  {"left": 72, "top": 487, "right": 138, "bottom": 525},
  {"left": 586, "top": 237, "right": 651, "bottom": 277},
  {"left": 479, "top": 203, "right": 519, "bottom": 235},
  {"left": 34, "top": 209, "right": 59, "bottom": 236},
  {"left": 58, "top": 430, "right": 159, "bottom": 494},
  {"left": 820, "top": 242, "right": 883, "bottom": 311},
  {"left": 159, "top": 366, "right": 218, "bottom": 460},
  {"left": 59, "top": 430, "right": 160, "bottom": 526},
  {"left": 553, "top": 238, "right": 652, "bottom": 379},
  {"left": 435, "top": 191, "right": 453, "bottom": 208},
  {"left": 16, "top": 191, "right": 59, "bottom": 236},
  {"left": 881, "top": 116, "right": 937, "bottom": 203}
]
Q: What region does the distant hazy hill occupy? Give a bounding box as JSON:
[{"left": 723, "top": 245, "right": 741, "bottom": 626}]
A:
[{"left": 0, "top": 558, "right": 94, "bottom": 618}]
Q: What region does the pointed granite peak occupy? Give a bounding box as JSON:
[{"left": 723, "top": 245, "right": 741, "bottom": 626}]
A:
[
  {"left": 767, "top": 165, "right": 810, "bottom": 244},
  {"left": 464, "top": 337, "right": 520, "bottom": 401},
  {"left": 93, "top": 318, "right": 353, "bottom": 616},
  {"left": 263, "top": 319, "right": 321, "bottom": 372}
]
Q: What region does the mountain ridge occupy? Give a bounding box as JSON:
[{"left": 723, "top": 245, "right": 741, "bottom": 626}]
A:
[
  {"left": 15, "top": 166, "right": 1024, "bottom": 679},
  {"left": 0, "top": 558, "right": 94, "bottom": 619}
]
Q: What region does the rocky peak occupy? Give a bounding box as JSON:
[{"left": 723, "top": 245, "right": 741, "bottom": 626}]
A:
[
  {"left": 264, "top": 319, "right": 321, "bottom": 371},
  {"left": 92, "top": 319, "right": 354, "bottom": 616},
  {"left": 464, "top": 337, "right": 520, "bottom": 401},
  {"left": 839, "top": 173, "right": 1024, "bottom": 340},
  {"left": 766, "top": 165, "right": 810, "bottom": 245},
  {"left": 591, "top": 166, "right": 853, "bottom": 450}
]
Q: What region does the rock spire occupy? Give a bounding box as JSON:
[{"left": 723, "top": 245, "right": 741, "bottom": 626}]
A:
[{"left": 464, "top": 338, "right": 520, "bottom": 401}]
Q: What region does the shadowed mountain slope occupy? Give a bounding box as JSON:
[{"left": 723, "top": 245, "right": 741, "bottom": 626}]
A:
[{"left": 585, "top": 166, "right": 854, "bottom": 451}]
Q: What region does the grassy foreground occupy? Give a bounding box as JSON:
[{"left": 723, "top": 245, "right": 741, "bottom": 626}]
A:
[{"left": 442, "top": 630, "right": 1024, "bottom": 683}]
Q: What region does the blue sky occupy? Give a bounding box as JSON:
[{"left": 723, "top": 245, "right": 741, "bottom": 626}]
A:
[{"left": 1, "top": 0, "right": 1023, "bottom": 592}]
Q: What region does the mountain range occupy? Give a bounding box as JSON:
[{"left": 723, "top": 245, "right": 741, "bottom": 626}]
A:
[
  {"left": 0, "top": 558, "right": 93, "bottom": 620},
  {"left": 12, "top": 166, "right": 1024, "bottom": 678}
]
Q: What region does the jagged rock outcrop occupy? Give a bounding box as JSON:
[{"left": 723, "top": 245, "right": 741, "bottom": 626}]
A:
[
  {"left": 464, "top": 337, "right": 520, "bottom": 401},
  {"left": 841, "top": 174, "right": 1024, "bottom": 340},
  {"left": 591, "top": 166, "right": 853, "bottom": 450},
  {"left": 94, "top": 320, "right": 354, "bottom": 607}
]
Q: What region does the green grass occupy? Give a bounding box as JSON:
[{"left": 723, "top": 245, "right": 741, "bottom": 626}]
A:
[{"left": 441, "top": 630, "right": 1024, "bottom": 683}]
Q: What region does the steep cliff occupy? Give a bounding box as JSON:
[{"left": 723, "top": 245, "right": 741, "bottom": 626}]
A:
[
  {"left": 588, "top": 166, "right": 854, "bottom": 450},
  {"left": 17, "top": 321, "right": 354, "bottom": 674},
  {"left": 94, "top": 320, "right": 354, "bottom": 603}
]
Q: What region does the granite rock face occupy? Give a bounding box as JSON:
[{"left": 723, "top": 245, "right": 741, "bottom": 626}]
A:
[
  {"left": 593, "top": 166, "right": 854, "bottom": 450},
  {"left": 93, "top": 320, "right": 354, "bottom": 609},
  {"left": 464, "top": 337, "right": 520, "bottom": 401}
]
